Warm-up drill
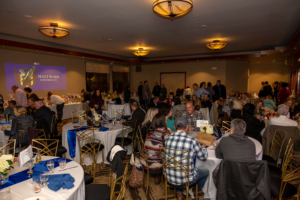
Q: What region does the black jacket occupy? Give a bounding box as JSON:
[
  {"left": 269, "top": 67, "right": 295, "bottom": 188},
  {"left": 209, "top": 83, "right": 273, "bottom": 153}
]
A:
[
  {"left": 126, "top": 107, "right": 145, "bottom": 128},
  {"left": 153, "top": 85, "right": 160, "bottom": 97},
  {"left": 149, "top": 100, "right": 158, "bottom": 108},
  {"left": 230, "top": 109, "right": 242, "bottom": 119},
  {"left": 157, "top": 102, "right": 167, "bottom": 109},
  {"left": 138, "top": 85, "right": 143, "bottom": 96},
  {"left": 242, "top": 115, "right": 265, "bottom": 143},
  {"left": 216, "top": 159, "right": 271, "bottom": 200},
  {"left": 213, "top": 84, "right": 226, "bottom": 99},
  {"left": 202, "top": 100, "right": 212, "bottom": 112},
  {"left": 32, "top": 105, "right": 54, "bottom": 138}
]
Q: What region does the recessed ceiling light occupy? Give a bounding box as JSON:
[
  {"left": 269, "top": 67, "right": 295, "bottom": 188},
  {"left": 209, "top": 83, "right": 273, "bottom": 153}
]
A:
[
  {"left": 82, "top": 57, "right": 84, "bottom": 58},
  {"left": 24, "top": 15, "right": 32, "bottom": 18},
  {"left": 294, "top": 47, "right": 297, "bottom": 49},
  {"left": 107, "top": 39, "right": 113, "bottom": 41},
  {"left": 201, "top": 25, "right": 207, "bottom": 28}
]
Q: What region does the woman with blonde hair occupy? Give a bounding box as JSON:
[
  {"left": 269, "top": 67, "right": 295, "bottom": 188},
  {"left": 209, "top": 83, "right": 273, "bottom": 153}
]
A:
[
  {"left": 192, "top": 94, "right": 198, "bottom": 106},
  {"left": 264, "top": 95, "right": 276, "bottom": 110},
  {"left": 1, "top": 106, "right": 35, "bottom": 148},
  {"left": 285, "top": 97, "right": 299, "bottom": 119},
  {"left": 141, "top": 107, "right": 158, "bottom": 141},
  {"left": 195, "top": 98, "right": 202, "bottom": 110}
]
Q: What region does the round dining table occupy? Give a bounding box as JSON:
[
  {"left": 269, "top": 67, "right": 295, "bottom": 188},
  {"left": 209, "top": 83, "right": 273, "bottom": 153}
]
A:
[
  {"left": 6, "top": 156, "right": 84, "bottom": 200},
  {"left": 62, "top": 121, "right": 128, "bottom": 165},
  {"left": 191, "top": 132, "right": 263, "bottom": 200}
]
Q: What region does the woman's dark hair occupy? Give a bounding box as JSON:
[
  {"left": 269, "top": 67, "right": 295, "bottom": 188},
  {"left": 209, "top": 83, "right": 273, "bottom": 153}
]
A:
[
  {"left": 234, "top": 91, "right": 240, "bottom": 97},
  {"left": 148, "top": 114, "right": 166, "bottom": 132},
  {"left": 81, "top": 89, "right": 86, "bottom": 93},
  {"left": 207, "top": 82, "right": 212, "bottom": 87},
  {"left": 212, "top": 94, "right": 219, "bottom": 102},
  {"left": 174, "top": 98, "right": 181, "bottom": 106},
  {"left": 242, "top": 103, "right": 255, "bottom": 117},
  {"left": 93, "top": 89, "right": 102, "bottom": 98},
  {"left": 200, "top": 82, "right": 206, "bottom": 88},
  {"left": 161, "top": 105, "right": 172, "bottom": 119},
  {"left": 282, "top": 82, "right": 289, "bottom": 87},
  {"left": 24, "top": 87, "right": 32, "bottom": 93}
]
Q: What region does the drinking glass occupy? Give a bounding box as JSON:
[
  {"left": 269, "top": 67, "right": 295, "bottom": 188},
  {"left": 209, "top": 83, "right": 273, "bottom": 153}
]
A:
[
  {"left": 188, "top": 127, "right": 194, "bottom": 135},
  {"left": 0, "top": 188, "right": 10, "bottom": 200},
  {"left": 58, "top": 158, "right": 66, "bottom": 169},
  {"left": 213, "top": 141, "right": 219, "bottom": 147},
  {"left": 27, "top": 159, "right": 34, "bottom": 178},
  {"left": 32, "top": 179, "right": 42, "bottom": 193},
  {"left": 40, "top": 172, "right": 49, "bottom": 187},
  {"left": 47, "top": 160, "right": 55, "bottom": 173}
]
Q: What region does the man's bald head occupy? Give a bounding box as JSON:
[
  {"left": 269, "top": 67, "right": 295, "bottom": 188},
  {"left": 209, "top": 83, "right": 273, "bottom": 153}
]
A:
[{"left": 185, "top": 101, "right": 195, "bottom": 115}]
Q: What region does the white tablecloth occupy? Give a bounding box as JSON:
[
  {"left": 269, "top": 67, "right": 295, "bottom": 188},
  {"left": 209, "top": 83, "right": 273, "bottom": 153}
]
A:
[
  {"left": 107, "top": 103, "right": 131, "bottom": 118},
  {"left": 48, "top": 103, "right": 83, "bottom": 120},
  {"left": 62, "top": 122, "right": 125, "bottom": 165},
  {"left": 192, "top": 132, "right": 262, "bottom": 200},
  {"left": 8, "top": 156, "right": 84, "bottom": 200}
]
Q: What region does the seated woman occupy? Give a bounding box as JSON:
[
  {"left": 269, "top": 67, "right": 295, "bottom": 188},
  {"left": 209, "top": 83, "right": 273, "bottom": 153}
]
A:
[
  {"left": 140, "top": 114, "right": 169, "bottom": 184},
  {"left": 241, "top": 103, "right": 265, "bottom": 143},
  {"left": 192, "top": 94, "right": 198, "bottom": 106},
  {"left": 231, "top": 99, "right": 243, "bottom": 119},
  {"left": 166, "top": 94, "right": 174, "bottom": 106},
  {"left": 253, "top": 100, "right": 264, "bottom": 117},
  {"left": 89, "top": 89, "right": 104, "bottom": 114},
  {"left": 286, "top": 97, "right": 299, "bottom": 119},
  {"left": 1, "top": 106, "right": 35, "bottom": 148},
  {"left": 161, "top": 105, "right": 175, "bottom": 132},
  {"left": 172, "top": 98, "right": 186, "bottom": 118},
  {"left": 141, "top": 107, "right": 158, "bottom": 141},
  {"left": 264, "top": 95, "right": 276, "bottom": 111},
  {"left": 230, "top": 91, "right": 240, "bottom": 103},
  {"left": 212, "top": 94, "right": 225, "bottom": 125}
]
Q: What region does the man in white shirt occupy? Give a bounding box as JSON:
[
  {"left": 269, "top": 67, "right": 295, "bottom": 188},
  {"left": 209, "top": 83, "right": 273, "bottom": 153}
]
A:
[
  {"left": 261, "top": 104, "right": 298, "bottom": 136},
  {"left": 48, "top": 92, "right": 65, "bottom": 122},
  {"left": 12, "top": 85, "right": 28, "bottom": 108}
]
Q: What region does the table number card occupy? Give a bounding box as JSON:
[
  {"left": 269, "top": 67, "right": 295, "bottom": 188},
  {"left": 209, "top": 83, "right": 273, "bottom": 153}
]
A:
[
  {"left": 101, "top": 113, "right": 110, "bottom": 122},
  {"left": 196, "top": 120, "right": 209, "bottom": 127},
  {"left": 18, "top": 145, "right": 33, "bottom": 167}
]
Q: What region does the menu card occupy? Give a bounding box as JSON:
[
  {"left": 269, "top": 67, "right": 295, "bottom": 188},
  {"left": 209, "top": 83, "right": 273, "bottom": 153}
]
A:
[
  {"left": 196, "top": 120, "right": 209, "bottom": 127},
  {"left": 18, "top": 145, "right": 33, "bottom": 167}
]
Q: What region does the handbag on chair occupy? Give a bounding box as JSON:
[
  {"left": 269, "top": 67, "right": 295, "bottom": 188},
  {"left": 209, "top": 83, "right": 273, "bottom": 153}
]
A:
[{"left": 129, "top": 154, "right": 144, "bottom": 188}]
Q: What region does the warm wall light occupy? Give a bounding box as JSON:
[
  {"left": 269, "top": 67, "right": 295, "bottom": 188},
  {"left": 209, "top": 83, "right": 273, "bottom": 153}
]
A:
[
  {"left": 38, "top": 23, "right": 69, "bottom": 38},
  {"left": 153, "top": 0, "right": 193, "bottom": 18},
  {"left": 206, "top": 40, "right": 227, "bottom": 50},
  {"left": 133, "top": 48, "right": 149, "bottom": 56}
]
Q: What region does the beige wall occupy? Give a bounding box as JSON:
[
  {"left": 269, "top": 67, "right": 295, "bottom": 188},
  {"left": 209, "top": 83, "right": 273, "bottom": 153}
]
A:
[
  {"left": 225, "top": 60, "right": 248, "bottom": 92},
  {"left": 130, "top": 61, "right": 227, "bottom": 93},
  {"left": 248, "top": 62, "right": 289, "bottom": 93},
  {"left": 0, "top": 48, "right": 86, "bottom": 98}
]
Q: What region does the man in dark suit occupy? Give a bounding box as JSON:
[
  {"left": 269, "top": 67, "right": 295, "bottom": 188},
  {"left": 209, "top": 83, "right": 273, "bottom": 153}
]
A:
[
  {"left": 120, "top": 100, "right": 145, "bottom": 128},
  {"left": 152, "top": 82, "right": 160, "bottom": 97},
  {"left": 213, "top": 80, "right": 226, "bottom": 99},
  {"left": 157, "top": 97, "right": 167, "bottom": 109},
  {"left": 149, "top": 96, "right": 159, "bottom": 108},
  {"left": 138, "top": 81, "right": 144, "bottom": 107},
  {"left": 32, "top": 99, "right": 55, "bottom": 138}
]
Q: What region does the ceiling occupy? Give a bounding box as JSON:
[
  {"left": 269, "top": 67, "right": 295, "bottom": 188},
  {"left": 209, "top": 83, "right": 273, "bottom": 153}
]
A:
[{"left": 0, "top": 0, "right": 300, "bottom": 59}]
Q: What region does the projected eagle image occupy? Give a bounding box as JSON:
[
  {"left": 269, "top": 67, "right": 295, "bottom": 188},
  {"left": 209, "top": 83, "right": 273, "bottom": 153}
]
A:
[{"left": 13, "top": 66, "right": 37, "bottom": 88}]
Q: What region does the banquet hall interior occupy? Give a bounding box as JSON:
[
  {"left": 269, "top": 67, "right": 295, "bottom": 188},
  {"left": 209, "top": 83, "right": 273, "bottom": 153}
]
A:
[{"left": 0, "top": 0, "right": 300, "bottom": 200}]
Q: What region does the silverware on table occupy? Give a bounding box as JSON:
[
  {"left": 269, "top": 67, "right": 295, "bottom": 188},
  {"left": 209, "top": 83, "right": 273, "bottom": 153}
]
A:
[{"left": 58, "top": 166, "right": 78, "bottom": 171}]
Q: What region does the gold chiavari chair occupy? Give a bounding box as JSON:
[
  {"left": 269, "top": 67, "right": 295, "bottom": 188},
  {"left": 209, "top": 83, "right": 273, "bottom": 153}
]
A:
[
  {"left": 175, "top": 110, "right": 186, "bottom": 118},
  {"left": 72, "top": 110, "right": 87, "bottom": 122},
  {"left": 115, "top": 120, "right": 137, "bottom": 151},
  {"left": 85, "top": 163, "right": 129, "bottom": 200},
  {"left": 113, "top": 109, "right": 125, "bottom": 119},
  {"left": 32, "top": 139, "right": 59, "bottom": 156},
  {"left": 222, "top": 121, "right": 231, "bottom": 133},
  {"left": 263, "top": 129, "right": 287, "bottom": 168},
  {"left": 17, "top": 120, "right": 35, "bottom": 149},
  {"left": 160, "top": 146, "right": 199, "bottom": 200},
  {"left": 0, "top": 139, "right": 16, "bottom": 156},
  {"left": 75, "top": 128, "right": 104, "bottom": 183}
]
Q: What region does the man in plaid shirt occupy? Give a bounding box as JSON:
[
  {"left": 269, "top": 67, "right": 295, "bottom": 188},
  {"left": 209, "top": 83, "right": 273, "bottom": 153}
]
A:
[
  {"left": 164, "top": 117, "right": 209, "bottom": 200},
  {"left": 182, "top": 101, "right": 206, "bottom": 131}
]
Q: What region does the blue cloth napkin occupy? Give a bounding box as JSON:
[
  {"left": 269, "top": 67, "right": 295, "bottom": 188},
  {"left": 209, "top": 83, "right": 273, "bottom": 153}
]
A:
[
  {"left": 67, "top": 126, "right": 90, "bottom": 158},
  {"left": 99, "top": 127, "right": 109, "bottom": 131},
  {"left": 33, "top": 163, "right": 49, "bottom": 172},
  {"left": 47, "top": 174, "right": 75, "bottom": 192},
  {"left": 0, "top": 122, "right": 10, "bottom": 125},
  {"left": 72, "top": 121, "right": 79, "bottom": 124},
  {"left": 117, "top": 118, "right": 124, "bottom": 121}
]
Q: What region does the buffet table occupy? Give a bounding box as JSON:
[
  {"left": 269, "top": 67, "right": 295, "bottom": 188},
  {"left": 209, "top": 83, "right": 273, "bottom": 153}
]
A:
[
  {"left": 192, "top": 132, "right": 262, "bottom": 200},
  {"left": 107, "top": 103, "right": 131, "bottom": 118},
  {"left": 62, "top": 122, "right": 128, "bottom": 165},
  {"left": 48, "top": 103, "right": 83, "bottom": 120},
  {"left": 6, "top": 156, "right": 84, "bottom": 200}
]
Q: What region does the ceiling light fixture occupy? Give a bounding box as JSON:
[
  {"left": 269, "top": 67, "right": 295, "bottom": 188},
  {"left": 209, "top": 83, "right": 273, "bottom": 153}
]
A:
[
  {"left": 152, "top": 0, "right": 193, "bottom": 18},
  {"left": 206, "top": 40, "right": 226, "bottom": 50},
  {"left": 38, "top": 23, "right": 69, "bottom": 38},
  {"left": 133, "top": 48, "right": 149, "bottom": 56}
]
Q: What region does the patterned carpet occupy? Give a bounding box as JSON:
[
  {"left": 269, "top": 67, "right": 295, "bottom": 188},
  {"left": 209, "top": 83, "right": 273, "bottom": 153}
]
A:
[{"left": 57, "top": 119, "right": 207, "bottom": 200}]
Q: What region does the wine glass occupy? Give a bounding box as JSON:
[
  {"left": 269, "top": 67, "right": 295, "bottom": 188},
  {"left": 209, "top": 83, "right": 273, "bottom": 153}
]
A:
[
  {"left": 27, "top": 159, "right": 34, "bottom": 178},
  {"left": 47, "top": 160, "right": 55, "bottom": 173},
  {"left": 0, "top": 188, "right": 10, "bottom": 200},
  {"left": 40, "top": 172, "right": 49, "bottom": 187},
  {"left": 58, "top": 158, "right": 66, "bottom": 169}
]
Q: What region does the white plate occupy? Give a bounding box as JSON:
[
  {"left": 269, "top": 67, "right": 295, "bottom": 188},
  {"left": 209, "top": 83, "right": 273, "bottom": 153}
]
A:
[{"left": 24, "top": 197, "right": 48, "bottom": 200}]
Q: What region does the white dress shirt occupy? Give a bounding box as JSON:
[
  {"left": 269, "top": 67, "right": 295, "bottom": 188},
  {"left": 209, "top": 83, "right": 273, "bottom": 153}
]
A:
[
  {"left": 50, "top": 95, "right": 65, "bottom": 105},
  {"left": 261, "top": 115, "right": 298, "bottom": 136}
]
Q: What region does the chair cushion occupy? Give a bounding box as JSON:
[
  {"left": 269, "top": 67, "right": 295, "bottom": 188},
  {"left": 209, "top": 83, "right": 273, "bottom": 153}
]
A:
[
  {"left": 268, "top": 165, "right": 282, "bottom": 179},
  {"left": 53, "top": 146, "right": 67, "bottom": 156},
  {"left": 84, "top": 172, "right": 94, "bottom": 185},
  {"left": 270, "top": 174, "right": 297, "bottom": 198},
  {"left": 149, "top": 169, "right": 163, "bottom": 175},
  {"left": 167, "top": 180, "right": 198, "bottom": 190},
  {"left": 82, "top": 143, "right": 104, "bottom": 153},
  {"left": 115, "top": 138, "right": 132, "bottom": 146},
  {"left": 263, "top": 155, "right": 277, "bottom": 167},
  {"left": 85, "top": 184, "right": 110, "bottom": 200}
]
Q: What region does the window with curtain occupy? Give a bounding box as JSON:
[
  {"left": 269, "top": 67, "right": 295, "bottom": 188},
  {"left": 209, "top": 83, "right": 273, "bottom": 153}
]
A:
[
  {"left": 86, "top": 73, "right": 108, "bottom": 93},
  {"left": 112, "top": 66, "right": 129, "bottom": 93}
]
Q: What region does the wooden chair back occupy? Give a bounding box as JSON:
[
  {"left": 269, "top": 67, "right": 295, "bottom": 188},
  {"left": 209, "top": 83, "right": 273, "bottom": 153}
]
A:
[
  {"left": 109, "top": 163, "right": 129, "bottom": 200},
  {"left": 17, "top": 120, "right": 34, "bottom": 149},
  {"left": 120, "top": 120, "right": 137, "bottom": 148},
  {"left": 270, "top": 129, "right": 287, "bottom": 167},
  {"left": 0, "top": 139, "right": 16, "bottom": 156},
  {"left": 113, "top": 109, "right": 125, "bottom": 119},
  {"left": 32, "top": 139, "right": 59, "bottom": 156}
]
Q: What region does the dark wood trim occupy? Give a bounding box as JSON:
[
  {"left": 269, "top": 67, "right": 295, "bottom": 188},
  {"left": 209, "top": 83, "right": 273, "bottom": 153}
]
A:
[{"left": 160, "top": 72, "right": 186, "bottom": 88}]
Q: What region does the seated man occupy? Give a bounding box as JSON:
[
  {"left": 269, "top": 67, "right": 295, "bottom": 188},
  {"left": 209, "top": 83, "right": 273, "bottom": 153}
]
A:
[
  {"left": 3, "top": 100, "right": 16, "bottom": 117},
  {"left": 164, "top": 117, "right": 209, "bottom": 200},
  {"left": 120, "top": 100, "right": 146, "bottom": 128},
  {"left": 261, "top": 104, "right": 298, "bottom": 136},
  {"left": 27, "top": 98, "right": 36, "bottom": 116},
  {"left": 157, "top": 97, "right": 167, "bottom": 109},
  {"left": 149, "top": 96, "right": 159, "bottom": 108},
  {"left": 32, "top": 99, "right": 55, "bottom": 138},
  {"left": 182, "top": 101, "right": 207, "bottom": 131},
  {"left": 202, "top": 94, "right": 212, "bottom": 111},
  {"left": 215, "top": 118, "right": 256, "bottom": 161}
]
